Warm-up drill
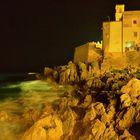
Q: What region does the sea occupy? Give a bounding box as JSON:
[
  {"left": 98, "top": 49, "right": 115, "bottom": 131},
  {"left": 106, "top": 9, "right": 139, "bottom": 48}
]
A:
[{"left": 0, "top": 73, "right": 65, "bottom": 140}]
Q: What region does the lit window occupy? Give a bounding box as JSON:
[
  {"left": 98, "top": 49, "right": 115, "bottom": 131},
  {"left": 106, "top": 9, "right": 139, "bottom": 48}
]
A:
[
  {"left": 126, "top": 41, "right": 134, "bottom": 49},
  {"left": 134, "top": 32, "right": 138, "bottom": 37},
  {"left": 126, "top": 42, "right": 132, "bottom": 48}
]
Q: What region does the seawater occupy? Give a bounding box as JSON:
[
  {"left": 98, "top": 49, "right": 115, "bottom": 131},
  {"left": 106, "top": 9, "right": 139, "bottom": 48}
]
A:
[{"left": 0, "top": 74, "right": 65, "bottom": 140}]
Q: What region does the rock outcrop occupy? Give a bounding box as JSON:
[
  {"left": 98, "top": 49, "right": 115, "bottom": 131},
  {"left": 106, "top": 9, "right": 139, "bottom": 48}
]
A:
[
  {"left": 22, "top": 64, "right": 140, "bottom": 140},
  {"left": 22, "top": 114, "right": 63, "bottom": 140}
]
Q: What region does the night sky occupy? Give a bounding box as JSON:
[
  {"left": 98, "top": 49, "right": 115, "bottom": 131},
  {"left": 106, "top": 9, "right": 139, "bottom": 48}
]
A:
[{"left": 1, "top": 0, "right": 140, "bottom": 73}]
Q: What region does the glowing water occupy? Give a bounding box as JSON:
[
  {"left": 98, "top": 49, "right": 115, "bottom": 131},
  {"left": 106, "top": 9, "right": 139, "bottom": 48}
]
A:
[{"left": 0, "top": 79, "right": 65, "bottom": 140}]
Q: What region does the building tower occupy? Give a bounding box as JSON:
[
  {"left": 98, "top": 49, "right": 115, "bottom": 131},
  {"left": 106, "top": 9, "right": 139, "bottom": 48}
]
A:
[{"left": 115, "top": 4, "right": 125, "bottom": 21}]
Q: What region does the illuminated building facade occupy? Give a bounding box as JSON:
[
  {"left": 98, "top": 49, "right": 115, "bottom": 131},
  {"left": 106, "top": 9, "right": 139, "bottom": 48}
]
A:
[
  {"left": 74, "top": 42, "right": 102, "bottom": 63},
  {"left": 103, "top": 4, "right": 140, "bottom": 54}
]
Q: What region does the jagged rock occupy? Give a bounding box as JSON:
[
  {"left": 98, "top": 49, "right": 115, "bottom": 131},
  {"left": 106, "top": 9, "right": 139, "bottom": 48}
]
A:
[
  {"left": 120, "top": 94, "right": 131, "bottom": 108},
  {"left": 67, "top": 61, "right": 79, "bottom": 83},
  {"left": 81, "top": 95, "right": 92, "bottom": 108},
  {"left": 59, "top": 97, "right": 79, "bottom": 112},
  {"left": 93, "top": 102, "right": 106, "bottom": 116},
  {"left": 52, "top": 69, "right": 59, "bottom": 81},
  {"left": 116, "top": 107, "right": 135, "bottom": 130},
  {"left": 41, "top": 101, "right": 54, "bottom": 116},
  {"left": 134, "top": 96, "right": 140, "bottom": 123},
  {"left": 58, "top": 62, "right": 79, "bottom": 84},
  {"left": 22, "top": 108, "right": 41, "bottom": 124},
  {"left": 121, "top": 78, "right": 140, "bottom": 98},
  {"left": 100, "top": 124, "right": 118, "bottom": 140},
  {"left": 83, "top": 105, "right": 96, "bottom": 124},
  {"left": 78, "top": 62, "right": 88, "bottom": 81},
  {"left": 79, "top": 119, "right": 106, "bottom": 140},
  {"left": 91, "top": 119, "right": 106, "bottom": 139},
  {"left": 86, "top": 78, "right": 93, "bottom": 88},
  {"left": 58, "top": 65, "right": 68, "bottom": 84},
  {"left": 119, "top": 129, "right": 136, "bottom": 140},
  {"left": 35, "top": 65, "right": 140, "bottom": 139},
  {"left": 0, "top": 111, "right": 9, "bottom": 121},
  {"left": 61, "top": 107, "right": 77, "bottom": 139},
  {"left": 101, "top": 104, "right": 115, "bottom": 125},
  {"left": 22, "top": 114, "right": 63, "bottom": 140},
  {"left": 44, "top": 67, "right": 54, "bottom": 77}
]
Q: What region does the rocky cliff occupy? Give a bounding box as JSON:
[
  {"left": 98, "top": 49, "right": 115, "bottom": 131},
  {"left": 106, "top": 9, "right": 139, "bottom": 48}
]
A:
[{"left": 21, "top": 62, "right": 140, "bottom": 140}]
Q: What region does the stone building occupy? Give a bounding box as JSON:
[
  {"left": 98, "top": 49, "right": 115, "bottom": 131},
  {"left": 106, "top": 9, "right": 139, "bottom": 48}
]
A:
[
  {"left": 74, "top": 4, "right": 140, "bottom": 69},
  {"left": 103, "top": 4, "right": 140, "bottom": 54},
  {"left": 74, "top": 42, "right": 102, "bottom": 63}
]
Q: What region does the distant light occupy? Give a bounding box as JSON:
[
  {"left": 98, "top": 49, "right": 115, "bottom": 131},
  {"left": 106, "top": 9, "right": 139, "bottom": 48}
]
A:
[{"left": 126, "top": 42, "right": 133, "bottom": 48}]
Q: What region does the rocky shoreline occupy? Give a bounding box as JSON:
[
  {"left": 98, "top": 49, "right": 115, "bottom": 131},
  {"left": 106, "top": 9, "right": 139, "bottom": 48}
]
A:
[{"left": 2, "top": 62, "right": 140, "bottom": 140}]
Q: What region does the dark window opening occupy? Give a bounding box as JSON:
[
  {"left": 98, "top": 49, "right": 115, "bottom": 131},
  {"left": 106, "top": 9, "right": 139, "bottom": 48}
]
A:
[
  {"left": 137, "top": 47, "right": 140, "bottom": 51},
  {"left": 133, "top": 20, "right": 137, "bottom": 24},
  {"left": 134, "top": 32, "right": 138, "bottom": 37}
]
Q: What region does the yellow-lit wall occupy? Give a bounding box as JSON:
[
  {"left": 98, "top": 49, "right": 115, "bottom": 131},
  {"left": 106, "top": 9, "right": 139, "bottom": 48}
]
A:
[
  {"left": 74, "top": 43, "right": 101, "bottom": 63},
  {"left": 103, "top": 22, "right": 110, "bottom": 53},
  {"left": 74, "top": 44, "right": 89, "bottom": 63},
  {"left": 87, "top": 45, "right": 101, "bottom": 62},
  {"left": 115, "top": 4, "right": 125, "bottom": 21},
  {"left": 103, "top": 21, "right": 122, "bottom": 54},
  {"left": 123, "top": 11, "right": 140, "bottom": 52}
]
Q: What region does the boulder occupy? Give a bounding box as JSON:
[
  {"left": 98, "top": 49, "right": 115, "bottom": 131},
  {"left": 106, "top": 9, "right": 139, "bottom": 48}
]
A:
[
  {"left": 61, "top": 108, "right": 77, "bottom": 139},
  {"left": 83, "top": 106, "right": 96, "bottom": 124},
  {"left": 0, "top": 111, "right": 9, "bottom": 121},
  {"left": 119, "top": 129, "right": 136, "bottom": 140},
  {"left": 81, "top": 95, "right": 92, "bottom": 108},
  {"left": 121, "top": 78, "right": 140, "bottom": 98},
  {"left": 116, "top": 107, "right": 135, "bottom": 130},
  {"left": 22, "top": 114, "right": 63, "bottom": 140},
  {"left": 91, "top": 119, "right": 106, "bottom": 140}
]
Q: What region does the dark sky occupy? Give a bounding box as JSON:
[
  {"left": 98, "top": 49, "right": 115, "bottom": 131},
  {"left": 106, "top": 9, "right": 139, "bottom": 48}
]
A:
[{"left": 0, "top": 0, "right": 140, "bottom": 73}]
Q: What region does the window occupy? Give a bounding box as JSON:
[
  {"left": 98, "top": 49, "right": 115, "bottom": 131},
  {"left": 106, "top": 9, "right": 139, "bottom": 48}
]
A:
[
  {"left": 133, "top": 20, "right": 137, "bottom": 24},
  {"left": 134, "top": 32, "right": 138, "bottom": 37}
]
